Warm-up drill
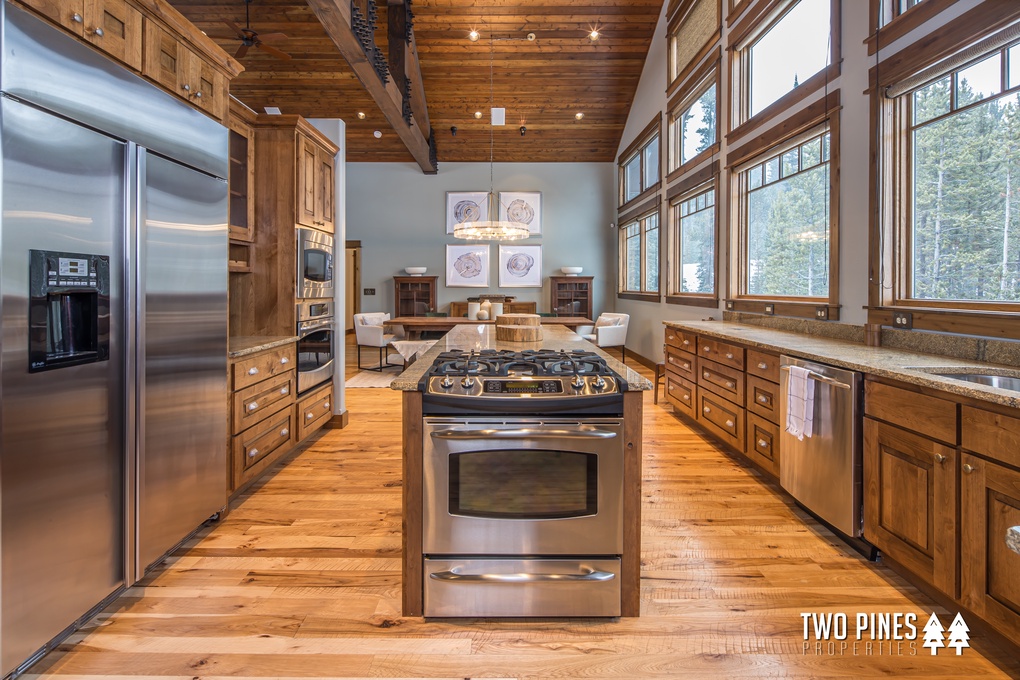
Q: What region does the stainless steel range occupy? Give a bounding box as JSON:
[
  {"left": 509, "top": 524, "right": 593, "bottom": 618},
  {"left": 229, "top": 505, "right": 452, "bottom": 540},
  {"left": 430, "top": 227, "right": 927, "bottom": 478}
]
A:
[{"left": 420, "top": 349, "right": 628, "bottom": 617}]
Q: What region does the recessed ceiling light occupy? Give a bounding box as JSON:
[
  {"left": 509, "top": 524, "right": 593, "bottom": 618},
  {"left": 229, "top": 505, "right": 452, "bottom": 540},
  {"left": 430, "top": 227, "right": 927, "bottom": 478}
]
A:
[
  {"left": 357, "top": 112, "right": 366, "bottom": 119},
  {"left": 474, "top": 111, "right": 483, "bottom": 119},
  {"left": 373, "top": 130, "right": 382, "bottom": 139},
  {"left": 588, "top": 29, "right": 600, "bottom": 42},
  {"left": 468, "top": 30, "right": 480, "bottom": 42},
  {"left": 575, "top": 112, "right": 585, "bottom": 120},
  {"left": 264, "top": 106, "right": 281, "bottom": 115}
]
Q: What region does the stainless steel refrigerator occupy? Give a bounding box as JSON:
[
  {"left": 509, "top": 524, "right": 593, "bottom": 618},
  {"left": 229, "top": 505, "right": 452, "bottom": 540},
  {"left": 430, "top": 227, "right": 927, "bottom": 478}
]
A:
[{"left": 0, "top": 3, "right": 228, "bottom": 674}]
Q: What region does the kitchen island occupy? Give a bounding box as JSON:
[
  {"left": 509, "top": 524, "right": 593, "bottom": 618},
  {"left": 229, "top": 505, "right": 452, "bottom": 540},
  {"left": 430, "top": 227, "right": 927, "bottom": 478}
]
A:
[{"left": 393, "top": 324, "right": 651, "bottom": 618}]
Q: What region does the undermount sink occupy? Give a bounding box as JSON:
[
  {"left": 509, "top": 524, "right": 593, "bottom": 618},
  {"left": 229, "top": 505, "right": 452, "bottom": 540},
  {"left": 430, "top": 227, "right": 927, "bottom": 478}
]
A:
[{"left": 931, "top": 373, "right": 1020, "bottom": 392}]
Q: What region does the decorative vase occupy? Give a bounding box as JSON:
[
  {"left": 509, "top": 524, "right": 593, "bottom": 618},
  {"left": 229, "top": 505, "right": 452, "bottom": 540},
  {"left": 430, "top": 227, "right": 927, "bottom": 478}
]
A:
[
  {"left": 467, "top": 302, "right": 480, "bottom": 320},
  {"left": 490, "top": 302, "right": 504, "bottom": 318}
]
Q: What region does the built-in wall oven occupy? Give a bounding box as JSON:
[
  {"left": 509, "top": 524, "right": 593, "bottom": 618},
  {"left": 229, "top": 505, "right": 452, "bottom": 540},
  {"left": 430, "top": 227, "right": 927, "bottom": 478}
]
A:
[
  {"left": 296, "top": 227, "right": 334, "bottom": 300},
  {"left": 296, "top": 300, "right": 333, "bottom": 393}
]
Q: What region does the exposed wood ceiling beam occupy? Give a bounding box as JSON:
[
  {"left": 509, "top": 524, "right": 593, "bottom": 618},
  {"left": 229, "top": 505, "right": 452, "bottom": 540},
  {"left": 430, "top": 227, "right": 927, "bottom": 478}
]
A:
[{"left": 305, "top": 0, "right": 436, "bottom": 173}]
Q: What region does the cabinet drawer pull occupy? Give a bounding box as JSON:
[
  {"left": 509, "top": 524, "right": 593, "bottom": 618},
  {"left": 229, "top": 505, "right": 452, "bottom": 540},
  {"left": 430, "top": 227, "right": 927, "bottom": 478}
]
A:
[
  {"left": 72, "top": 12, "right": 83, "bottom": 22},
  {"left": 182, "top": 83, "right": 191, "bottom": 92},
  {"left": 702, "top": 346, "right": 711, "bottom": 353},
  {"left": 324, "top": 402, "right": 330, "bottom": 410},
  {"left": 247, "top": 401, "right": 259, "bottom": 412},
  {"left": 682, "top": 394, "right": 690, "bottom": 402},
  {"left": 194, "top": 91, "right": 203, "bottom": 99},
  {"left": 683, "top": 339, "right": 690, "bottom": 346},
  {"left": 248, "top": 367, "right": 259, "bottom": 376},
  {"left": 725, "top": 419, "right": 734, "bottom": 428},
  {"left": 963, "top": 463, "right": 975, "bottom": 474},
  {"left": 247, "top": 448, "right": 259, "bottom": 458},
  {"left": 757, "top": 395, "right": 768, "bottom": 404},
  {"left": 703, "top": 371, "right": 711, "bottom": 379},
  {"left": 306, "top": 412, "right": 314, "bottom": 420},
  {"left": 90, "top": 26, "right": 104, "bottom": 37},
  {"left": 668, "top": 334, "right": 675, "bottom": 341},
  {"left": 280, "top": 428, "right": 289, "bottom": 437},
  {"left": 280, "top": 387, "right": 289, "bottom": 395},
  {"left": 934, "top": 453, "right": 947, "bottom": 464},
  {"left": 758, "top": 362, "right": 768, "bottom": 370},
  {"left": 726, "top": 352, "right": 734, "bottom": 359},
  {"left": 726, "top": 381, "right": 734, "bottom": 389},
  {"left": 703, "top": 406, "right": 711, "bottom": 414},
  {"left": 682, "top": 362, "right": 690, "bottom": 370},
  {"left": 757, "top": 438, "right": 769, "bottom": 448},
  {"left": 280, "top": 356, "right": 289, "bottom": 365}
]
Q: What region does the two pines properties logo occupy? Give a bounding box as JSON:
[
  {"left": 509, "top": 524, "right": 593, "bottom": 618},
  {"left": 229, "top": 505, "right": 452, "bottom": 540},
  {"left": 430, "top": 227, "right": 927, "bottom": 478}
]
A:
[{"left": 800, "top": 611, "right": 971, "bottom": 656}]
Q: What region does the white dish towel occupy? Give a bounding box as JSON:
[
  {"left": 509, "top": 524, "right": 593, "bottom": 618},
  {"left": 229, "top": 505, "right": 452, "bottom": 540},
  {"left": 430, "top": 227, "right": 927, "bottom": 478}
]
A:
[{"left": 785, "top": 365, "right": 815, "bottom": 441}]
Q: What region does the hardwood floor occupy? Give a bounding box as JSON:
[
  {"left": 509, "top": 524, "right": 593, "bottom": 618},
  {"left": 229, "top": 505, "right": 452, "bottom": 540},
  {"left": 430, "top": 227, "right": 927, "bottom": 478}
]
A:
[{"left": 26, "top": 339, "right": 1020, "bottom": 679}]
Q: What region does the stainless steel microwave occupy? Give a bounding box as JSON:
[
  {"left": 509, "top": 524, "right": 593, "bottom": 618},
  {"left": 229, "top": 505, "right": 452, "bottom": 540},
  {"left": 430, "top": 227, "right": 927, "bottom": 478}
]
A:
[{"left": 296, "top": 228, "right": 334, "bottom": 299}]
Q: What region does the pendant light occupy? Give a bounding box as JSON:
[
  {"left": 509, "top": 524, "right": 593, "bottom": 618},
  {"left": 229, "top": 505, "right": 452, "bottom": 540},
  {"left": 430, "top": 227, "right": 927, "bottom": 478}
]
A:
[{"left": 453, "top": 35, "right": 530, "bottom": 241}]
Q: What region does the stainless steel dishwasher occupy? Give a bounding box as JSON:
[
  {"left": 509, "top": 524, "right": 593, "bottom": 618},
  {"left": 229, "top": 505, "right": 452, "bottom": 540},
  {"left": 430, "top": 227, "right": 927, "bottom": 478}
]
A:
[{"left": 779, "top": 356, "right": 863, "bottom": 537}]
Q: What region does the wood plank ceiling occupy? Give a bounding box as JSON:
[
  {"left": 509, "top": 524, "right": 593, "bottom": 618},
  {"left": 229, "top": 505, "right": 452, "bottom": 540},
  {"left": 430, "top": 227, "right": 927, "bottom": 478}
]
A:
[{"left": 169, "top": 0, "right": 663, "bottom": 164}]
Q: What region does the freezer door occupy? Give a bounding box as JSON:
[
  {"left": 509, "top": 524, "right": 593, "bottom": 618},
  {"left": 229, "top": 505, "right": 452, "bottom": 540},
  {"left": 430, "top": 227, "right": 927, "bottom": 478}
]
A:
[
  {"left": 136, "top": 151, "right": 227, "bottom": 575},
  {"left": 0, "top": 98, "right": 125, "bottom": 675}
]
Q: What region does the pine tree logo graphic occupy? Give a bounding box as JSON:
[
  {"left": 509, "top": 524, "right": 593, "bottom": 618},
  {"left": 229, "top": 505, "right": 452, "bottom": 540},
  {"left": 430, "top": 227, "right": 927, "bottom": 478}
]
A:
[{"left": 922, "top": 612, "right": 970, "bottom": 655}]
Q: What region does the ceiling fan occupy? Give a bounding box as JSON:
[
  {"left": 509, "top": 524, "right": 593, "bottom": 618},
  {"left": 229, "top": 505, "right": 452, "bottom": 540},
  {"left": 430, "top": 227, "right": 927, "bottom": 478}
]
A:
[{"left": 221, "top": 0, "right": 292, "bottom": 61}]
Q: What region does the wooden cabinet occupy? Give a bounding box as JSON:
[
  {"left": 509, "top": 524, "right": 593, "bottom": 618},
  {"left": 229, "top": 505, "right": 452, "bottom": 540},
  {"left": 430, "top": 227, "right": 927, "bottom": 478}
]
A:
[
  {"left": 550, "top": 276, "right": 593, "bottom": 318},
  {"left": 864, "top": 417, "right": 958, "bottom": 597},
  {"left": 961, "top": 453, "right": 1020, "bottom": 643},
  {"left": 23, "top": 0, "right": 144, "bottom": 69},
  {"left": 297, "top": 133, "right": 335, "bottom": 232},
  {"left": 227, "top": 100, "right": 256, "bottom": 248},
  {"left": 395, "top": 276, "right": 438, "bottom": 317},
  {"left": 297, "top": 382, "right": 333, "bottom": 441},
  {"left": 142, "top": 20, "right": 226, "bottom": 120}
]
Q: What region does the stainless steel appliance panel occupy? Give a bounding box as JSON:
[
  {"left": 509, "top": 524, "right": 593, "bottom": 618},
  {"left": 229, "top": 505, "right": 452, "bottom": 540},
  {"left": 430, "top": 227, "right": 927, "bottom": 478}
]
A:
[
  {"left": 296, "top": 228, "right": 334, "bottom": 299},
  {"left": 423, "top": 417, "right": 625, "bottom": 556},
  {"left": 296, "top": 316, "right": 334, "bottom": 394},
  {"left": 0, "top": 98, "right": 125, "bottom": 675},
  {"left": 779, "top": 356, "right": 862, "bottom": 537},
  {"left": 1, "top": 2, "right": 228, "bottom": 179},
  {"left": 424, "top": 558, "right": 621, "bottom": 617},
  {"left": 136, "top": 151, "right": 227, "bottom": 574}
]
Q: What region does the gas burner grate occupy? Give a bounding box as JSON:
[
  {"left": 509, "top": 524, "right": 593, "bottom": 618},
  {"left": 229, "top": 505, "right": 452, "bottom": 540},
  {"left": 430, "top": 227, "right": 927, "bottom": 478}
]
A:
[{"left": 426, "top": 349, "right": 615, "bottom": 378}]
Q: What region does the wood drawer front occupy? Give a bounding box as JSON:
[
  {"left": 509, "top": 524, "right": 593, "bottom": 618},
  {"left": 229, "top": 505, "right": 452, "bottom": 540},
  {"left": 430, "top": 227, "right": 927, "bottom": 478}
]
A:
[
  {"left": 864, "top": 419, "right": 957, "bottom": 598},
  {"left": 697, "top": 391, "right": 744, "bottom": 451},
  {"left": 864, "top": 380, "right": 958, "bottom": 445},
  {"left": 962, "top": 406, "right": 1020, "bottom": 470},
  {"left": 745, "top": 412, "right": 780, "bottom": 478},
  {"left": 697, "top": 358, "right": 744, "bottom": 405},
  {"left": 664, "top": 328, "right": 696, "bottom": 352},
  {"left": 746, "top": 375, "right": 780, "bottom": 424},
  {"left": 297, "top": 382, "right": 333, "bottom": 441},
  {"left": 232, "top": 370, "right": 295, "bottom": 435},
  {"left": 665, "top": 374, "right": 696, "bottom": 419},
  {"left": 697, "top": 337, "right": 744, "bottom": 371},
  {"left": 746, "top": 349, "right": 780, "bottom": 383},
  {"left": 233, "top": 408, "right": 294, "bottom": 482},
  {"left": 665, "top": 347, "right": 696, "bottom": 381},
  {"left": 232, "top": 345, "right": 297, "bottom": 391}
]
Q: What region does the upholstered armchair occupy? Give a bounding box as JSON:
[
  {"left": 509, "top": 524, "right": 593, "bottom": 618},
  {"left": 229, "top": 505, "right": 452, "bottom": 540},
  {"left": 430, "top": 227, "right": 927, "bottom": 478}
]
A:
[
  {"left": 353, "top": 312, "right": 400, "bottom": 371},
  {"left": 576, "top": 312, "right": 630, "bottom": 363}
]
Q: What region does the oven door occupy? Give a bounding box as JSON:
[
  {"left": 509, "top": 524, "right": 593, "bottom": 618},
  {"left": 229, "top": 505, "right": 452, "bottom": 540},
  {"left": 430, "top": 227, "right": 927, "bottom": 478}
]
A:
[
  {"left": 296, "top": 318, "right": 334, "bottom": 393},
  {"left": 296, "top": 228, "right": 334, "bottom": 299},
  {"left": 422, "top": 417, "right": 624, "bottom": 556}
]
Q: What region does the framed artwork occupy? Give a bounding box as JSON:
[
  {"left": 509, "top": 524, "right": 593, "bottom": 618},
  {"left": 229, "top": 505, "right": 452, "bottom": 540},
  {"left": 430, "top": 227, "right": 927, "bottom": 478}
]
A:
[
  {"left": 498, "top": 191, "right": 541, "bottom": 235},
  {"left": 499, "top": 244, "right": 542, "bottom": 287},
  {"left": 446, "top": 244, "right": 490, "bottom": 287},
  {"left": 446, "top": 191, "right": 489, "bottom": 234}
]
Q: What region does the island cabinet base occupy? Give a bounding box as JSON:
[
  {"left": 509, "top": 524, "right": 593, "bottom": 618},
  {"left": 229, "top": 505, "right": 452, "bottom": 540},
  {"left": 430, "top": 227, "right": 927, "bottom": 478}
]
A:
[{"left": 400, "top": 389, "right": 643, "bottom": 618}]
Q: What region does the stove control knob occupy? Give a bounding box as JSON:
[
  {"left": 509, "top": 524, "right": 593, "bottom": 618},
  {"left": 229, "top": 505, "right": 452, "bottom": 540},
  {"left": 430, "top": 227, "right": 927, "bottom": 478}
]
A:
[
  {"left": 461, "top": 376, "right": 476, "bottom": 388},
  {"left": 592, "top": 376, "right": 606, "bottom": 390},
  {"left": 571, "top": 375, "right": 585, "bottom": 390},
  {"left": 440, "top": 376, "right": 454, "bottom": 389}
]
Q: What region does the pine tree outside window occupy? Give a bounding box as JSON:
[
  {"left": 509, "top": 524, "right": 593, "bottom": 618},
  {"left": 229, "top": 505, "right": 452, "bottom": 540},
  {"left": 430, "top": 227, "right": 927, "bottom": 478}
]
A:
[
  {"left": 669, "top": 184, "right": 717, "bottom": 303},
  {"left": 669, "top": 77, "right": 718, "bottom": 174},
  {"left": 618, "top": 211, "right": 660, "bottom": 296}
]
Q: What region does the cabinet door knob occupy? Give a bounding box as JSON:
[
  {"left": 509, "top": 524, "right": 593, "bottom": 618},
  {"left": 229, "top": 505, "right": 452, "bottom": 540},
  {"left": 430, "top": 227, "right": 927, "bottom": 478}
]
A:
[
  {"left": 248, "top": 367, "right": 259, "bottom": 376},
  {"left": 726, "top": 381, "right": 734, "bottom": 389},
  {"left": 758, "top": 438, "right": 769, "bottom": 448},
  {"left": 725, "top": 420, "right": 734, "bottom": 428},
  {"left": 668, "top": 334, "right": 675, "bottom": 341},
  {"left": 758, "top": 362, "right": 768, "bottom": 370},
  {"left": 757, "top": 395, "right": 768, "bottom": 403},
  {"left": 703, "top": 406, "right": 711, "bottom": 414},
  {"left": 280, "top": 387, "right": 289, "bottom": 395},
  {"left": 247, "top": 401, "right": 258, "bottom": 412},
  {"left": 280, "top": 428, "right": 289, "bottom": 437},
  {"left": 72, "top": 12, "right": 83, "bottom": 22},
  {"left": 682, "top": 339, "right": 690, "bottom": 346},
  {"left": 682, "top": 394, "right": 690, "bottom": 402},
  {"left": 281, "top": 357, "right": 289, "bottom": 365},
  {"left": 194, "top": 91, "right": 203, "bottom": 99},
  {"left": 726, "top": 352, "right": 734, "bottom": 359},
  {"left": 933, "top": 453, "right": 947, "bottom": 464},
  {"left": 703, "top": 371, "right": 711, "bottom": 379},
  {"left": 702, "top": 346, "right": 710, "bottom": 353},
  {"left": 182, "top": 83, "right": 191, "bottom": 92},
  {"left": 682, "top": 362, "right": 689, "bottom": 370},
  {"left": 324, "top": 402, "right": 330, "bottom": 410},
  {"left": 248, "top": 448, "right": 259, "bottom": 458},
  {"left": 90, "top": 26, "right": 104, "bottom": 37},
  {"left": 306, "top": 412, "right": 314, "bottom": 420},
  {"left": 963, "top": 463, "right": 975, "bottom": 474}
]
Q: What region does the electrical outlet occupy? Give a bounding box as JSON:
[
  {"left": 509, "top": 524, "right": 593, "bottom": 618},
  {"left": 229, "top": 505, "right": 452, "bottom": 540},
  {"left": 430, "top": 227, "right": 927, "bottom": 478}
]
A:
[
  {"left": 892, "top": 311, "right": 912, "bottom": 329},
  {"left": 815, "top": 306, "right": 829, "bottom": 320},
  {"left": 364, "top": 288, "right": 376, "bottom": 295},
  {"left": 764, "top": 304, "right": 774, "bottom": 315},
  {"left": 725, "top": 300, "right": 734, "bottom": 310}
]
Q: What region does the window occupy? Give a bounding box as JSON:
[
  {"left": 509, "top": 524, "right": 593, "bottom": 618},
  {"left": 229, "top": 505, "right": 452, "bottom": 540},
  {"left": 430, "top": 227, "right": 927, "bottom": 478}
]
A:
[
  {"left": 904, "top": 43, "right": 1020, "bottom": 303},
  {"left": 737, "top": 126, "right": 832, "bottom": 299},
  {"left": 668, "top": 76, "right": 718, "bottom": 174},
  {"left": 618, "top": 117, "right": 661, "bottom": 207},
  {"left": 619, "top": 210, "right": 660, "bottom": 295},
  {"left": 733, "top": 0, "right": 836, "bottom": 126},
  {"left": 669, "top": 184, "right": 717, "bottom": 302}
]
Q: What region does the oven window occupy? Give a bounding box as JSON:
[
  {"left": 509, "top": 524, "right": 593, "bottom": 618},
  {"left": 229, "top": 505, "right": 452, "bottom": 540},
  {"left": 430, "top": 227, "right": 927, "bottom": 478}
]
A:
[
  {"left": 304, "top": 249, "right": 331, "bottom": 283},
  {"left": 449, "top": 449, "right": 597, "bottom": 519},
  {"left": 297, "top": 329, "right": 333, "bottom": 370}
]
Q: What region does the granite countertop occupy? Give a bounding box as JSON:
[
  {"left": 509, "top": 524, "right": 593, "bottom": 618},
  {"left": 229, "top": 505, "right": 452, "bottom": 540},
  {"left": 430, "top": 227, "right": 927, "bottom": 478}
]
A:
[
  {"left": 228, "top": 335, "right": 298, "bottom": 359},
  {"left": 391, "top": 324, "right": 654, "bottom": 391},
  {"left": 1008, "top": 527, "right": 1020, "bottom": 556},
  {"left": 663, "top": 320, "right": 1020, "bottom": 408}
]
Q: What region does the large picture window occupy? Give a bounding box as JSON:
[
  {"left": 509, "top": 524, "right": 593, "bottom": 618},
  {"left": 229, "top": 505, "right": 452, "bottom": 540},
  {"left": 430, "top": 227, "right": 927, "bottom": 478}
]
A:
[
  {"left": 619, "top": 210, "right": 660, "bottom": 295},
  {"left": 669, "top": 75, "right": 718, "bottom": 174},
  {"left": 618, "top": 117, "right": 661, "bottom": 208},
  {"left": 669, "top": 184, "right": 717, "bottom": 302},
  {"left": 737, "top": 126, "right": 832, "bottom": 299}
]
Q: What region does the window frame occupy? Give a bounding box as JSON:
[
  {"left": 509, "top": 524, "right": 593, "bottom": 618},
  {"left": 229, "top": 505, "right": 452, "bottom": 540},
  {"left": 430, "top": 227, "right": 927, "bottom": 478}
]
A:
[
  {"left": 618, "top": 115, "right": 662, "bottom": 211},
  {"left": 617, "top": 199, "right": 662, "bottom": 300},
  {"left": 666, "top": 0, "right": 723, "bottom": 96},
  {"left": 667, "top": 57, "right": 722, "bottom": 181},
  {"left": 728, "top": 0, "right": 841, "bottom": 141},
  {"left": 667, "top": 168, "right": 720, "bottom": 307},
  {"left": 728, "top": 100, "right": 841, "bottom": 318}
]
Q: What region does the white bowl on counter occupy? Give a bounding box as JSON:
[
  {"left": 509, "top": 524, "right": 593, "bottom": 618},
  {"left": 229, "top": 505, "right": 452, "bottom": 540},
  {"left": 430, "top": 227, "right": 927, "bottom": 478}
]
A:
[
  {"left": 560, "top": 266, "right": 583, "bottom": 276},
  {"left": 405, "top": 266, "right": 427, "bottom": 276}
]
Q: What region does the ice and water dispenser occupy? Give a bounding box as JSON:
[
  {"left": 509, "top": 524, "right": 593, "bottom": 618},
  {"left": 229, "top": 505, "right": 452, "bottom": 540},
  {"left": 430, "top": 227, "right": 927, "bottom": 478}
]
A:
[{"left": 28, "top": 249, "right": 110, "bottom": 372}]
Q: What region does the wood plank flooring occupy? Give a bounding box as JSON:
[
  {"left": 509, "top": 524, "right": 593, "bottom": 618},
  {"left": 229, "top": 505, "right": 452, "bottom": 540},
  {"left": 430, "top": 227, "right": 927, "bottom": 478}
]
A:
[{"left": 25, "top": 343, "right": 1020, "bottom": 679}]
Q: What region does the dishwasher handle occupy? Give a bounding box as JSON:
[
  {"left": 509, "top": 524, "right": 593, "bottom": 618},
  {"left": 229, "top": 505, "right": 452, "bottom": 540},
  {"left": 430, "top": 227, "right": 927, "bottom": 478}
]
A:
[{"left": 780, "top": 365, "right": 852, "bottom": 390}]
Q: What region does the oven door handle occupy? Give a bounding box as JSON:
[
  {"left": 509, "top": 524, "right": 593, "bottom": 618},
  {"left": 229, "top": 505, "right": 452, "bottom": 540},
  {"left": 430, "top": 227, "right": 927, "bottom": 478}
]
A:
[
  {"left": 429, "top": 568, "right": 616, "bottom": 583},
  {"left": 430, "top": 427, "right": 617, "bottom": 440}
]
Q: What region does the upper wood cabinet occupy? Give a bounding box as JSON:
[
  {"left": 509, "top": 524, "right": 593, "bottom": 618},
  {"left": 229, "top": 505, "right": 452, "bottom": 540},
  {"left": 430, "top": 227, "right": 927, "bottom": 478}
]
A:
[
  {"left": 227, "top": 99, "right": 256, "bottom": 244},
  {"left": 143, "top": 19, "right": 226, "bottom": 120},
  {"left": 20, "top": 0, "right": 142, "bottom": 69},
  {"left": 297, "top": 134, "right": 336, "bottom": 233}
]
